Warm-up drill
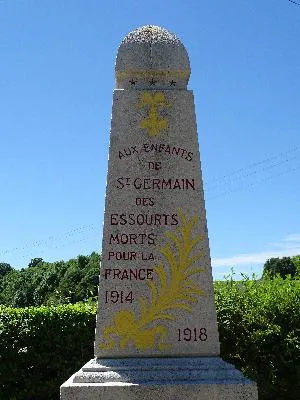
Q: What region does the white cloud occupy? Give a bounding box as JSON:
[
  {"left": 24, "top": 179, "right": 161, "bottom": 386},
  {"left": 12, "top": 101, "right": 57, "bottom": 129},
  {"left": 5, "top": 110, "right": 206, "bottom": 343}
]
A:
[
  {"left": 284, "top": 233, "right": 300, "bottom": 242},
  {"left": 212, "top": 233, "right": 300, "bottom": 268}
]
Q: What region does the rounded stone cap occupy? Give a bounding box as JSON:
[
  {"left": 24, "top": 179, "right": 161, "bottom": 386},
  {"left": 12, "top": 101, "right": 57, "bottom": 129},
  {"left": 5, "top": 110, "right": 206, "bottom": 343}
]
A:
[{"left": 115, "top": 25, "right": 190, "bottom": 90}]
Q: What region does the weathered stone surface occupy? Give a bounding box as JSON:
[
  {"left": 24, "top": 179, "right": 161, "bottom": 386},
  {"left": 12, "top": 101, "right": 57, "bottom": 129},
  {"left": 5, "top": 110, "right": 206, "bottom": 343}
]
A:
[
  {"left": 94, "top": 87, "right": 220, "bottom": 358},
  {"left": 94, "top": 26, "right": 220, "bottom": 359},
  {"left": 116, "top": 25, "right": 190, "bottom": 90},
  {"left": 61, "top": 383, "right": 257, "bottom": 400},
  {"left": 60, "top": 25, "right": 258, "bottom": 400},
  {"left": 74, "top": 357, "right": 254, "bottom": 384},
  {"left": 60, "top": 357, "right": 257, "bottom": 399}
]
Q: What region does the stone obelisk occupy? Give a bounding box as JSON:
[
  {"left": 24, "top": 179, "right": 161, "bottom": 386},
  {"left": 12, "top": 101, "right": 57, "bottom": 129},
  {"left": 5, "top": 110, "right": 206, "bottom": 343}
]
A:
[{"left": 61, "top": 25, "right": 257, "bottom": 400}]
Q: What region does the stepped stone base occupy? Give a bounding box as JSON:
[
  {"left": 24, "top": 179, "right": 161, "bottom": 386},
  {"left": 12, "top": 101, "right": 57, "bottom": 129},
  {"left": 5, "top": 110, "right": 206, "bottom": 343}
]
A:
[{"left": 60, "top": 357, "right": 258, "bottom": 400}]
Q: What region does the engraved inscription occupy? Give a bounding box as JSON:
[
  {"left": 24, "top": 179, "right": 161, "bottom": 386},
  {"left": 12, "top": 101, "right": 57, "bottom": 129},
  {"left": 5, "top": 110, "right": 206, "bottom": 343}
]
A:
[
  {"left": 100, "top": 210, "right": 206, "bottom": 351},
  {"left": 178, "top": 328, "right": 208, "bottom": 342}
]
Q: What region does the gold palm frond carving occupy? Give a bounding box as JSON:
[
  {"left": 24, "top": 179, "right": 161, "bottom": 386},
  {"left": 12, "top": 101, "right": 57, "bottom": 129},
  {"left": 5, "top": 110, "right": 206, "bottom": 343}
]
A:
[{"left": 99, "top": 209, "right": 205, "bottom": 351}]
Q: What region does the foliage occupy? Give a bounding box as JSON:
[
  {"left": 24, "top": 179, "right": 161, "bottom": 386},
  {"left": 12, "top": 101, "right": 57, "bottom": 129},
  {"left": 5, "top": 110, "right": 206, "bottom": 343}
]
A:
[
  {"left": 262, "top": 257, "right": 297, "bottom": 279},
  {"left": 28, "top": 258, "right": 44, "bottom": 269},
  {"left": 0, "top": 252, "right": 100, "bottom": 307},
  {"left": 0, "top": 303, "right": 96, "bottom": 400},
  {"left": 1, "top": 253, "right": 298, "bottom": 309},
  {"left": 0, "top": 276, "right": 299, "bottom": 399},
  {"left": 0, "top": 263, "right": 13, "bottom": 278},
  {"left": 215, "top": 275, "right": 300, "bottom": 400},
  {"left": 292, "top": 255, "right": 300, "bottom": 277},
  {"left": 0, "top": 251, "right": 300, "bottom": 399}
]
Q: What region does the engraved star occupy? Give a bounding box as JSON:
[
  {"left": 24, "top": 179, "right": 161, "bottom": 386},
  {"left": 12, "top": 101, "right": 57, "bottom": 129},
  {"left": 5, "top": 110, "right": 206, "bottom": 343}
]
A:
[
  {"left": 130, "top": 79, "right": 137, "bottom": 85},
  {"left": 170, "top": 80, "right": 176, "bottom": 86},
  {"left": 149, "top": 78, "right": 157, "bottom": 86}
]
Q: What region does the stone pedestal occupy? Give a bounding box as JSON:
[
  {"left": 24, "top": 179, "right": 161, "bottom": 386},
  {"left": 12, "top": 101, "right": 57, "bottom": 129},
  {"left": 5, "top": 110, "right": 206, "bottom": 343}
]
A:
[
  {"left": 61, "top": 25, "right": 258, "bottom": 400},
  {"left": 61, "top": 357, "right": 257, "bottom": 400}
]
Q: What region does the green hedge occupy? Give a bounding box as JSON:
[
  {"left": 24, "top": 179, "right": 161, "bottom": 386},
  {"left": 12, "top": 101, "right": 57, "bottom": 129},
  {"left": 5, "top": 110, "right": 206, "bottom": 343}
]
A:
[
  {"left": 0, "top": 303, "right": 96, "bottom": 400},
  {"left": 0, "top": 277, "right": 299, "bottom": 400},
  {"left": 215, "top": 276, "right": 300, "bottom": 400}
]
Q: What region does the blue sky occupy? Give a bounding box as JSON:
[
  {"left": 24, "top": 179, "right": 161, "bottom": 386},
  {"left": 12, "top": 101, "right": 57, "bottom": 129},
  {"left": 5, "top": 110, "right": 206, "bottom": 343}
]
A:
[{"left": 1, "top": 0, "right": 300, "bottom": 279}]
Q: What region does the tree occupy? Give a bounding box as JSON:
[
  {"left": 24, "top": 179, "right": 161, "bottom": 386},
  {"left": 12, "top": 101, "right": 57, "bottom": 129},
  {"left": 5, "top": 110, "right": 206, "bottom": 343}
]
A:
[
  {"left": 0, "top": 269, "right": 27, "bottom": 307},
  {"left": 0, "top": 252, "right": 101, "bottom": 306},
  {"left": 77, "top": 255, "right": 89, "bottom": 269},
  {"left": 292, "top": 256, "right": 300, "bottom": 278},
  {"left": 263, "top": 257, "right": 296, "bottom": 279},
  {"left": 0, "top": 263, "right": 13, "bottom": 278},
  {"left": 28, "top": 258, "right": 43, "bottom": 268}
]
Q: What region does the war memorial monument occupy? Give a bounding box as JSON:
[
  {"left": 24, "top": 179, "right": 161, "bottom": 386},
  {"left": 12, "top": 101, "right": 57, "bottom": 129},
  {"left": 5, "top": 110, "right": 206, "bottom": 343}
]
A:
[{"left": 60, "top": 25, "right": 258, "bottom": 400}]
